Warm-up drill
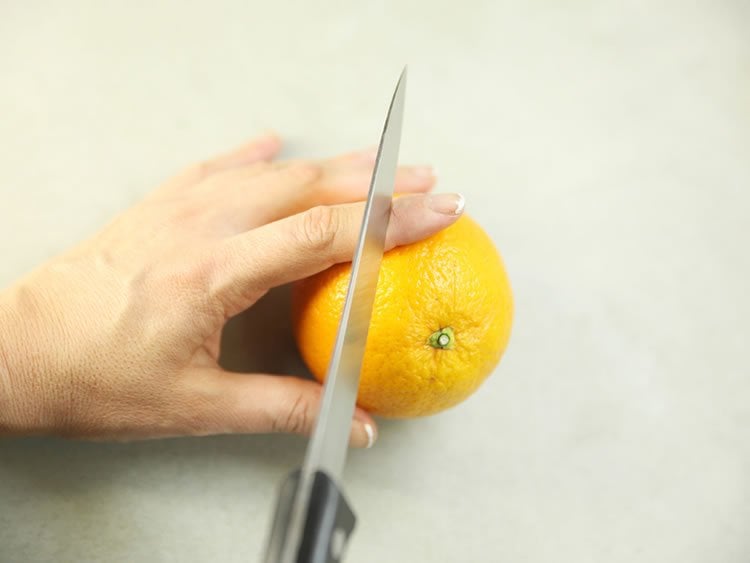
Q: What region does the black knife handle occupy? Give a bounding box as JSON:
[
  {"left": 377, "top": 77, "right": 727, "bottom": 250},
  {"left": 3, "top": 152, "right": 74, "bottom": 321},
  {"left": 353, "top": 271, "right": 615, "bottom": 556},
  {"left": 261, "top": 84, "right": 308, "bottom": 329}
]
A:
[{"left": 264, "top": 469, "right": 356, "bottom": 563}]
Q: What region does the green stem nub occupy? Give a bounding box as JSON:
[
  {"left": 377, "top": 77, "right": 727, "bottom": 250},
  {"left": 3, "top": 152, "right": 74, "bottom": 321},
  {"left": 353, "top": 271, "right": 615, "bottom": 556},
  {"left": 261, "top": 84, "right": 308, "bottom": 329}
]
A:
[{"left": 429, "top": 327, "right": 455, "bottom": 350}]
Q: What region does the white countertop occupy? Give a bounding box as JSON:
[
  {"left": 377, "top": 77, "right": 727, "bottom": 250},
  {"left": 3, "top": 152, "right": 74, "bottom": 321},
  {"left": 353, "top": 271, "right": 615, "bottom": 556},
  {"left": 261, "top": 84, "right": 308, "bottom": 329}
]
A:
[{"left": 1, "top": 2, "right": 749, "bottom": 562}]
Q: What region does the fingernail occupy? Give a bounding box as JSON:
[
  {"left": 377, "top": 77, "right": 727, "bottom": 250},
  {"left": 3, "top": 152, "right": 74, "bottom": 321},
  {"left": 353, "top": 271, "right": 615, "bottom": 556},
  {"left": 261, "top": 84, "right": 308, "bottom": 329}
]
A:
[
  {"left": 363, "top": 423, "right": 376, "bottom": 449},
  {"left": 351, "top": 419, "right": 377, "bottom": 448},
  {"left": 412, "top": 166, "right": 435, "bottom": 178},
  {"left": 427, "top": 193, "right": 465, "bottom": 215}
]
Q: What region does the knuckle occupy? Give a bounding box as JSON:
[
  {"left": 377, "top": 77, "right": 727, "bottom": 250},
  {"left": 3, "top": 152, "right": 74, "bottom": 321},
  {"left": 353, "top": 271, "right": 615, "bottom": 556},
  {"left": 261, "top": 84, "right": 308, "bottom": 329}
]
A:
[
  {"left": 298, "top": 205, "right": 339, "bottom": 253},
  {"left": 187, "top": 160, "right": 214, "bottom": 181},
  {"left": 242, "top": 160, "right": 271, "bottom": 177},
  {"left": 165, "top": 203, "right": 200, "bottom": 226},
  {"left": 389, "top": 197, "right": 404, "bottom": 225},
  {"left": 284, "top": 162, "right": 321, "bottom": 185},
  {"left": 276, "top": 393, "right": 311, "bottom": 435}
]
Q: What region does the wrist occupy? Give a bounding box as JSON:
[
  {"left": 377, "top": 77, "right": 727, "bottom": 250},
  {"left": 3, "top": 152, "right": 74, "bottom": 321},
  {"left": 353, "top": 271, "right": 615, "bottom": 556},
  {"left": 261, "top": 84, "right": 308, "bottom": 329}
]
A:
[
  {"left": 0, "top": 292, "right": 22, "bottom": 434},
  {"left": 0, "top": 285, "right": 50, "bottom": 436}
]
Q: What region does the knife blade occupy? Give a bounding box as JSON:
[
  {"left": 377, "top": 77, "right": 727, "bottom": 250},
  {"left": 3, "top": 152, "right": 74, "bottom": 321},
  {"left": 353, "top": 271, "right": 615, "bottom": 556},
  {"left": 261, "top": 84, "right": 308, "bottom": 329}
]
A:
[{"left": 264, "top": 67, "right": 407, "bottom": 563}]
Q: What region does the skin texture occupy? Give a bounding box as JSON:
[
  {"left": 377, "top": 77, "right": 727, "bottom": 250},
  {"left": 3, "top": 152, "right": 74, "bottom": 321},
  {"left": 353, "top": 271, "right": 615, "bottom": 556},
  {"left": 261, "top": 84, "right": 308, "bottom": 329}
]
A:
[
  {"left": 0, "top": 133, "right": 465, "bottom": 446},
  {"left": 292, "top": 215, "right": 513, "bottom": 417}
]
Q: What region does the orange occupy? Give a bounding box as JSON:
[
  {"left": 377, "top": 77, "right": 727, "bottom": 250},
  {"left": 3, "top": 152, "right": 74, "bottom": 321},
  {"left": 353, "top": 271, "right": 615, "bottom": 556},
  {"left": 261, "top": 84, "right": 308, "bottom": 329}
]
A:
[{"left": 291, "top": 215, "right": 513, "bottom": 418}]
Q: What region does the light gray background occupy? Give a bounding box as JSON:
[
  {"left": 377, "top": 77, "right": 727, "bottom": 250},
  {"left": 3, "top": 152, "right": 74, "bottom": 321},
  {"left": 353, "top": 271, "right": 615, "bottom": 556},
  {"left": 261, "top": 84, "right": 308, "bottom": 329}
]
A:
[{"left": 1, "top": 1, "right": 749, "bottom": 562}]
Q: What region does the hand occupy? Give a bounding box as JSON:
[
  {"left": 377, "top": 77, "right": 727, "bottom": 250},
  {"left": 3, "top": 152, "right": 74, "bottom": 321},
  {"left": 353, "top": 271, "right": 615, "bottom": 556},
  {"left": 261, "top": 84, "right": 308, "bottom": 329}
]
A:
[{"left": 0, "top": 133, "right": 464, "bottom": 446}]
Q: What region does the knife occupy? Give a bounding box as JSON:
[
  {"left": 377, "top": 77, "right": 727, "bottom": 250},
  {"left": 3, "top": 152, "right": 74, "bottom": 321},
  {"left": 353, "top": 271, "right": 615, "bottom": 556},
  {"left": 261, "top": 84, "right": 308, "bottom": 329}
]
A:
[{"left": 263, "top": 67, "right": 407, "bottom": 563}]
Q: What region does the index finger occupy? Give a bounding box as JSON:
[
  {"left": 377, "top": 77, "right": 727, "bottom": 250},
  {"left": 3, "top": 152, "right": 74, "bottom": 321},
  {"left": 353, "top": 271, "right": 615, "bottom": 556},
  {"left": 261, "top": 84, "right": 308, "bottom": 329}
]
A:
[{"left": 209, "top": 193, "right": 465, "bottom": 317}]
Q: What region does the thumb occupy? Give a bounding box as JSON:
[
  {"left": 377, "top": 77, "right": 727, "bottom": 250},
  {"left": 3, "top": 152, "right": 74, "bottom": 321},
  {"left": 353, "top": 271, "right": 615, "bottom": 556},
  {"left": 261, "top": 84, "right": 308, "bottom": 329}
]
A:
[{"left": 187, "top": 370, "right": 377, "bottom": 448}]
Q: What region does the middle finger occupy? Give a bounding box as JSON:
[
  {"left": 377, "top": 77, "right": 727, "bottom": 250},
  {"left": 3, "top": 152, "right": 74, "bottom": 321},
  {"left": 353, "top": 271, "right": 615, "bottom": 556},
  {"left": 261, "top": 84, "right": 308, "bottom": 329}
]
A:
[{"left": 200, "top": 149, "right": 437, "bottom": 229}]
